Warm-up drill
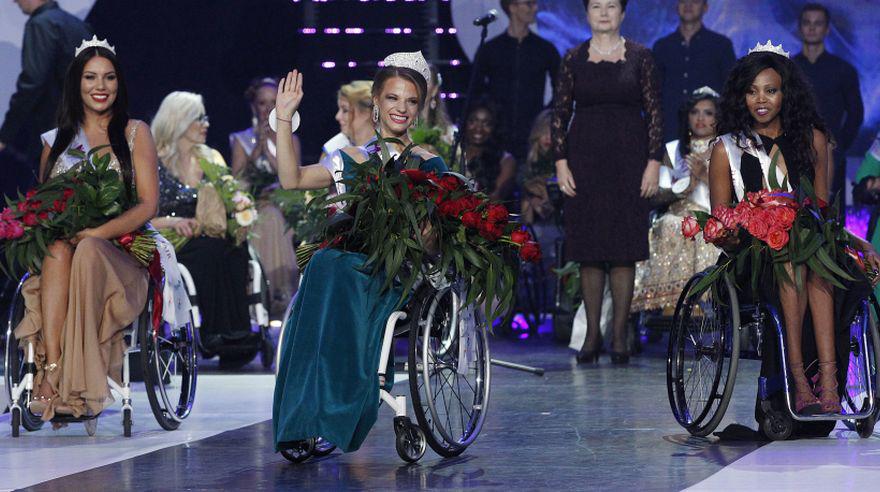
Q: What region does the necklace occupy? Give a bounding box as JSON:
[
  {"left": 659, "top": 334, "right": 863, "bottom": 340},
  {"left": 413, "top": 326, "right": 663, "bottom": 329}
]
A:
[{"left": 591, "top": 36, "right": 624, "bottom": 56}]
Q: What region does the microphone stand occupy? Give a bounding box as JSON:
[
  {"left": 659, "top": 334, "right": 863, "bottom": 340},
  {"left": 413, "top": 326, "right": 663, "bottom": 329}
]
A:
[{"left": 453, "top": 21, "right": 545, "bottom": 377}]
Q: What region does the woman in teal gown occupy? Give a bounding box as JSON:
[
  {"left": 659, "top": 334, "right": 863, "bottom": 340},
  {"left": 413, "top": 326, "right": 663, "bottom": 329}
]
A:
[{"left": 271, "top": 54, "right": 446, "bottom": 452}]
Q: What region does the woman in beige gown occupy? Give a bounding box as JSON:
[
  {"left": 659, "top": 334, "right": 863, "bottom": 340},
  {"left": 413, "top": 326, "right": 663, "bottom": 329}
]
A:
[{"left": 17, "top": 42, "right": 160, "bottom": 421}]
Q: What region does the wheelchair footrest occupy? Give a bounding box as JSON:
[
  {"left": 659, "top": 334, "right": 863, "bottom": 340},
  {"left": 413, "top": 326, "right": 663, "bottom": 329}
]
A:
[{"left": 758, "top": 374, "right": 786, "bottom": 400}]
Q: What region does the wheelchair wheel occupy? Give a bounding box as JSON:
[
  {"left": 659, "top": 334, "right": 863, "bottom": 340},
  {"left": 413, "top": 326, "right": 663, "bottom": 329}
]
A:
[
  {"left": 844, "top": 299, "right": 880, "bottom": 437},
  {"left": 139, "top": 285, "right": 198, "bottom": 431},
  {"left": 408, "top": 283, "right": 490, "bottom": 457},
  {"left": 667, "top": 269, "right": 740, "bottom": 437},
  {"left": 280, "top": 438, "right": 315, "bottom": 463},
  {"left": 4, "top": 274, "right": 44, "bottom": 433},
  {"left": 394, "top": 416, "right": 427, "bottom": 463}
]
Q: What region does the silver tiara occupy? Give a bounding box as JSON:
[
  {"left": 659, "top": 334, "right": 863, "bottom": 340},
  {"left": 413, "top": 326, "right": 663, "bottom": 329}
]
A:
[
  {"left": 747, "top": 40, "right": 790, "bottom": 58},
  {"left": 75, "top": 35, "right": 115, "bottom": 57},
  {"left": 693, "top": 86, "right": 720, "bottom": 98},
  {"left": 382, "top": 51, "right": 431, "bottom": 85}
]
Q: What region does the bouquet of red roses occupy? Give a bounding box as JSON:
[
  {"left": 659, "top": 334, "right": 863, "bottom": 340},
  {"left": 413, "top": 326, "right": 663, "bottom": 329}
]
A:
[
  {"left": 681, "top": 175, "right": 859, "bottom": 295},
  {"left": 301, "top": 137, "right": 540, "bottom": 320},
  {"left": 0, "top": 147, "right": 156, "bottom": 277}
]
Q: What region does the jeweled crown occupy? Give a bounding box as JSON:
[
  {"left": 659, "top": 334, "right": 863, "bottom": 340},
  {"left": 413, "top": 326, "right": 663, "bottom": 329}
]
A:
[
  {"left": 75, "top": 35, "right": 116, "bottom": 57},
  {"left": 381, "top": 51, "right": 431, "bottom": 85},
  {"left": 693, "top": 86, "right": 720, "bottom": 98},
  {"left": 747, "top": 40, "right": 790, "bottom": 58}
]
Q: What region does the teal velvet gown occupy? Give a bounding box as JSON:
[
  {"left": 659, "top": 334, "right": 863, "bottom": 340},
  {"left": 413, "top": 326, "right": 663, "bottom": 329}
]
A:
[{"left": 273, "top": 150, "right": 447, "bottom": 453}]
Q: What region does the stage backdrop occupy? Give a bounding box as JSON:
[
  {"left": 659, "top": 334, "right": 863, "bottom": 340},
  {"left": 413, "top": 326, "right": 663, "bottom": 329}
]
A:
[{"left": 451, "top": 0, "right": 880, "bottom": 155}]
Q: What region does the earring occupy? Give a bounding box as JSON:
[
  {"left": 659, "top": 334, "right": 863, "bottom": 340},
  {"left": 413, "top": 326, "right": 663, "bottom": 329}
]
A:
[
  {"left": 372, "top": 106, "right": 379, "bottom": 123},
  {"left": 430, "top": 100, "right": 437, "bottom": 110}
]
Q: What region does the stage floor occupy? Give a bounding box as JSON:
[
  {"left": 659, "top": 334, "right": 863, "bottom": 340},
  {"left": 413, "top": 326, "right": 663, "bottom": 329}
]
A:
[{"left": 2, "top": 336, "right": 879, "bottom": 491}]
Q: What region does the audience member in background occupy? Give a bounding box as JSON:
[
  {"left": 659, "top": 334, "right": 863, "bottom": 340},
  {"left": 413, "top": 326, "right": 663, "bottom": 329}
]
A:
[
  {"left": 854, "top": 131, "right": 880, "bottom": 299},
  {"left": 151, "top": 91, "right": 258, "bottom": 368},
  {"left": 793, "top": 3, "right": 863, "bottom": 208},
  {"left": 632, "top": 87, "right": 719, "bottom": 314},
  {"left": 321, "top": 80, "right": 374, "bottom": 158},
  {"left": 471, "top": 0, "right": 560, "bottom": 161},
  {"left": 230, "top": 77, "right": 299, "bottom": 314},
  {"left": 420, "top": 64, "right": 456, "bottom": 146},
  {"left": 521, "top": 109, "right": 554, "bottom": 226},
  {"left": 553, "top": 0, "right": 663, "bottom": 365},
  {"left": 652, "top": 0, "right": 735, "bottom": 142},
  {"left": 1, "top": 0, "right": 91, "bottom": 171},
  {"left": 463, "top": 101, "right": 517, "bottom": 203}
]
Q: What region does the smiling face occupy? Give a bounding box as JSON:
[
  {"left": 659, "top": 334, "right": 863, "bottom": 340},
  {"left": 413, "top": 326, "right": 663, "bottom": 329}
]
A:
[
  {"left": 746, "top": 68, "right": 783, "bottom": 128},
  {"left": 80, "top": 56, "right": 118, "bottom": 115},
  {"left": 252, "top": 85, "right": 277, "bottom": 126},
  {"left": 585, "top": 0, "right": 624, "bottom": 34},
  {"left": 373, "top": 76, "right": 421, "bottom": 137},
  {"left": 688, "top": 99, "right": 717, "bottom": 138},
  {"left": 465, "top": 108, "right": 494, "bottom": 146}
]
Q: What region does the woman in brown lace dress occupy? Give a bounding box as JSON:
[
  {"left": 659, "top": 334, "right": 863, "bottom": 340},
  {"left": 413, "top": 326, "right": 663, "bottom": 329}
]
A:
[
  {"left": 18, "top": 44, "right": 159, "bottom": 421},
  {"left": 552, "top": 0, "right": 663, "bottom": 364}
]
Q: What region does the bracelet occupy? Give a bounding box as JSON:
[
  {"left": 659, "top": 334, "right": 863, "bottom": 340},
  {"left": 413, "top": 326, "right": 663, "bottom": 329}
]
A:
[
  {"left": 44, "top": 362, "right": 58, "bottom": 373},
  {"left": 276, "top": 116, "right": 292, "bottom": 123}
]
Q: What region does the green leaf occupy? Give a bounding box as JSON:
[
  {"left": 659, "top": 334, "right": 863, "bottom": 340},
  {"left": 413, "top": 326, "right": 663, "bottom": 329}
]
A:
[
  {"left": 768, "top": 149, "right": 782, "bottom": 189},
  {"left": 814, "top": 246, "right": 856, "bottom": 282},
  {"left": 806, "top": 255, "right": 846, "bottom": 290}
]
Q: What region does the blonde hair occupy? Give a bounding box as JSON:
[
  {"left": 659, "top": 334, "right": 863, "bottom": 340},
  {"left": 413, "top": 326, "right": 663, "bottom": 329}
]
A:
[
  {"left": 151, "top": 91, "right": 206, "bottom": 178},
  {"left": 338, "top": 80, "right": 373, "bottom": 115},
  {"left": 527, "top": 109, "right": 553, "bottom": 166}
]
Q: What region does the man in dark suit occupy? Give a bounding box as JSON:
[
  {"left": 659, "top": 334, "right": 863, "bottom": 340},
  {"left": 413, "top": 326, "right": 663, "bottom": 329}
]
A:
[
  {"left": 0, "top": 0, "right": 91, "bottom": 177},
  {"left": 653, "top": 0, "right": 735, "bottom": 142}
]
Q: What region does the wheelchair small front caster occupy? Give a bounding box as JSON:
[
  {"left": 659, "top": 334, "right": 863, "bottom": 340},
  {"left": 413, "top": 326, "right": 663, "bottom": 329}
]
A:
[
  {"left": 11, "top": 407, "right": 20, "bottom": 437},
  {"left": 280, "top": 438, "right": 316, "bottom": 463},
  {"left": 312, "top": 437, "right": 337, "bottom": 457},
  {"left": 84, "top": 417, "right": 98, "bottom": 436},
  {"left": 855, "top": 413, "right": 876, "bottom": 438},
  {"left": 394, "top": 416, "right": 426, "bottom": 463},
  {"left": 123, "top": 408, "right": 132, "bottom": 437},
  {"left": 762, "top": 410, "right": 793, "bottom": 441}
]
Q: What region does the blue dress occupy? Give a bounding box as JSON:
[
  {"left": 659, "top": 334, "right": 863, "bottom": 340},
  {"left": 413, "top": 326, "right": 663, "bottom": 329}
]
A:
[{"left": 273, "top": 151, "right": 447, "bottom": 452}]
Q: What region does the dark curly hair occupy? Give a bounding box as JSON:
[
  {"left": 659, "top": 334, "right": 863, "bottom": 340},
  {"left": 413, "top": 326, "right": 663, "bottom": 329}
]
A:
[
  {"left": 678, "top": 92, "right": 719, "bottom": 157},
  {"left": 463, "top": 100, "right": 506, "bottom": 193},
  {"left": 717, "top": 51, "right": 829, "bottom": 179}
]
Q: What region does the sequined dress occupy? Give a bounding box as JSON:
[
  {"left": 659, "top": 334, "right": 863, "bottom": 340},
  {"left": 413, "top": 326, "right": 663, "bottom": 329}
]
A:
[{"left": 632, "top": 138, "right": 718, "bottom": 312}]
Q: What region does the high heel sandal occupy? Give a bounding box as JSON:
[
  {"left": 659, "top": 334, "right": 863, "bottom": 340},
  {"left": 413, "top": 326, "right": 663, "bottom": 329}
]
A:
[
  {"left": 791, "top": 365, "right": 821, "bottom": 415},
  {"left": 28, "top": 361, "right": 59, "bottom": 416},
  {"left": 576, "top": 349, "right": 599, "bottom": 364},
  {"left": 817, "top": 361, "right": 842, "bottom": 414}
]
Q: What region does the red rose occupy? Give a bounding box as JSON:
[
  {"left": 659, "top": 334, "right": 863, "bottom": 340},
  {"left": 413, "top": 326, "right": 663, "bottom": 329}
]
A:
[
  {"left": 438, "top": 200, "right": 460, "bottom": 217},
  {"left": 462, "top": 211, "right": 482, "bottom": 229},
  {"left": 439, "top": 175, "right": 462, "bottom": 192},
  {"left": 703, "top": 218, "right": 726, "bottom": 243},
  {"left": 0, "top": 222, "right": 8, "bottom": 240},
  {"left": 53, "top": 199, "right": 67, "bottom": 212},
  {"left": 62, "top": 188, "right": 75, "bottom": 200},
  {"left": 28, "top": 200, "right": 42, "bottom": 211},
  {"left": 117, "top": 233, "right": 135, "bottom": 247},
  {"left": 486, "top": 204, "right": 509, "bottom": 223},
  {"left": 25, "top": 190, "right": 36, "bottom": 199},
  {"left": 37, "top": 211, "right": 48, "bottom": 221},
  {"left": 0, "top": 207, "right": 13, "bottom": 221},
  {"left": 461, "top": 195, "right": 483, "bottom": 212},
  {"left": 6, "top": 220, "right": 24, "bottom": 239},
  {"left": 510, "top": 229, "right": 531, "bottom": 245},
  {"left": 711, "top": 205, "right": 738, "bottom": 230},
  {"left": 428, "top": 188, "right": 446, "bottom": 204},
  {"left": 16, "top": 201, "right": 28, "bottom": 212},
  {"left": 22, "top": 213, "right": 38, "bottom": 226},
  {"left": 757, "top": 190, "right": 797, "bottom": 209},
  {"left": 745, "top": 211, "right": 770, "bottom": 240},
  {"left": 768, "top": 206, "right": 796, "bottom": 230},
  {"left": 766, "top": 227, "right": 789, "bottom": 251},
  {"left": 681, "top": 216, "right": 701, "bottom": 240},
  {"left": 478, "top": 220, "right": 503, "bottom": 240},
  {"left": 400, "top": 169, "right": 429, "bottom": 182},
  {"left": 520, "top": 241, "right": 542, "bottom": 263}
]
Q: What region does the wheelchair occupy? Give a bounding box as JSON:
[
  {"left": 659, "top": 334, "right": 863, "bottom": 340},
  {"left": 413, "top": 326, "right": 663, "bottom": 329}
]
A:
[
  {"left": 5, "top": 272, "right": 198, "bottom": 437},
  {"left": 177, "top": 244, "right": 276, "bottom": 369},
  {"left": 667, "top": 267, "right": 880, "bottom": 440},
  {"left": 275, "top": 275, "right": 491, "bottom": 463}
]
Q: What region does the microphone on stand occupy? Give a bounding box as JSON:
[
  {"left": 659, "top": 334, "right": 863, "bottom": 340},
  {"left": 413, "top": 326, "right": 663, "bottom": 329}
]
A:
[{"left": 473, "top": 9, "right": 498, "bottom": 27}]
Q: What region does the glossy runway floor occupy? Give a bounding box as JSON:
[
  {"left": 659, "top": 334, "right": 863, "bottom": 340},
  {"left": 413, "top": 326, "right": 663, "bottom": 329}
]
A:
[{"left": 2, "top": 336, "right": 879, "bottom": 491}]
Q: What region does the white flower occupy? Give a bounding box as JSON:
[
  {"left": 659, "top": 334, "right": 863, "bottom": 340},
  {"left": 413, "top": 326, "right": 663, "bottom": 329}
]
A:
[
  {"left": 221, "top": 175, "right": 234, "bottom": 182},
  {"left": 231, "top": 191, "right": 253, "bottom": 211},
  {"left": 235, "top": 208, "right": 257, "bottom": 227}
]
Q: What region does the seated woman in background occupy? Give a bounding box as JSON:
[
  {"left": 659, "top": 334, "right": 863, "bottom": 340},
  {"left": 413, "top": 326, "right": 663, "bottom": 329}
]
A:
[
  {"left": 632, "top": 87, "right": 720, "bottom": 314},
  {"left": 230, "top": 77, "right": 300, "bottom": 314},
  {"left": 463, "top": 101, "right": 516, "bottom": 203},
  {"left": 854, "top": 131, "right": 880, "bottom": 299},
  {"left": 151, "top": 91, "right": 258, "bottom": 368},
  {"left": 321, "top": 80, "right": 375, "bottom": 158},
  {"left": 521, "top": 109, "right": 555, "bottom": 226}
]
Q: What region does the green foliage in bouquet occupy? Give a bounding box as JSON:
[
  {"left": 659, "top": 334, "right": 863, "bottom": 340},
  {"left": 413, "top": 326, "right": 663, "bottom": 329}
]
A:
[
  {"left": 305, "top": 136, "right": 540, "bottom": 320},
  {"left": 198, "top": 158, "right": 258, "bottom": 246},
  {"left": 0, "top": 146, "right": 130, "bottom": 277},
  {"left": 270, "top": 187, "right": 329, "bottom": 245},
  {"left": 409, "top": 124, "right": 453, "bottom": 166}
]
